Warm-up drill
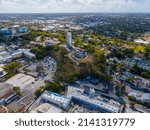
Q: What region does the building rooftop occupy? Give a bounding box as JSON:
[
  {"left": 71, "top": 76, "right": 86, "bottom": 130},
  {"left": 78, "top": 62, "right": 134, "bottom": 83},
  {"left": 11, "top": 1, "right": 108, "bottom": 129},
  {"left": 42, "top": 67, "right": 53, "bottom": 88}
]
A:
[
  {"left": 134, "top": 39, "right": 149, "bottom": 44},
  {"left": 67, "top": 86, "right": 122, "bottom": 113},
  {"left": 23, "top": 51, "right": 35, "bottom": 57},
  {"left": 129, "top": 90, "right": 150, "bottom": 102},
  {"left": 41, "top": 91, "right": 71, "bottom": 110},
  {"left": 75, "top": 50, "right": 87, "bottom": 59},
  {"left": 45, "top": 39, "right": 56, "bottom": 46},
  {"left": 126, "top": 58, "right": 150, "bottom": 67},
  {"left": 17, "top": 27, "right": 28, "bottom": 33},
  {"left": 0, "top": 54, "right": 12, "bottom": 61},
  {"left": 11, "top": 51, "right": 22, "bottom": 56},
  {"left": 29, "top": 90, "right": 71, "bottom": 113},
  {"left": 0, "top": 28, "right": 12, "bottom": 35},
  {"left": 6, "top": 73, "right": 35, "bottom": 89},
  {"left": 31, "top": 103, "right": 62, "bottom": 113},
  {"left": 0, "top": 51, "right": 7, "bottom": 56}
]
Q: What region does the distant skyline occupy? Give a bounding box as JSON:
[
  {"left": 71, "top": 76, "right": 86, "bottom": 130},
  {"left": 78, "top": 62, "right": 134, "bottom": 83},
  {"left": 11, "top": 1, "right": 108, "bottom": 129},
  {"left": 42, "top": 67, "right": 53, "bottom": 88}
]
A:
[{"left": 0, "top": 0, "right": 150, "bottom": 13}]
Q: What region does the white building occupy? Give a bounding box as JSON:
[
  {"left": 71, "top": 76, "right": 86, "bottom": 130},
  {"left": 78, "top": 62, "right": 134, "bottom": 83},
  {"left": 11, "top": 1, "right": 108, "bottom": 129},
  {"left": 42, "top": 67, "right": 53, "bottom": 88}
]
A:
[
  {"left": 0, "top": 55, "right": 12, "bottom": 63},
  {"left": 11, "top": 51, "right": 23, "bottom": 59},
  {"left": 0, "top": 51, "right": 22, "bottom": 63},
  {"left": 23, "top": 51, "right": 35, "bottom": 59},
  {"left": 0, "top": 51, "right": 8, "bottom": 57},
  {"left": 126, "top": 58, "right": 150, "bottom": 72},
  {"left": 67, "top": 32, "right": 72, "bottom": 47},
  {"left": 45, "top": 39, "right": 55, "bottom": 46},
  {"left": 6, "top": 73, "right": 35, "bottom": 90},
  {"left": 134, "top": 39, "right": 150, "bottom": 44}
]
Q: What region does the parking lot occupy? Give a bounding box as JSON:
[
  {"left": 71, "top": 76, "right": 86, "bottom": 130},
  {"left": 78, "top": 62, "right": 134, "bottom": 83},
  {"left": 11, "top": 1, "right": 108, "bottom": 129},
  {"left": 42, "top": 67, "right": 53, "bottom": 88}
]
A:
[{"left": 26, "top": 56, "right": 56, "bottom": 82}]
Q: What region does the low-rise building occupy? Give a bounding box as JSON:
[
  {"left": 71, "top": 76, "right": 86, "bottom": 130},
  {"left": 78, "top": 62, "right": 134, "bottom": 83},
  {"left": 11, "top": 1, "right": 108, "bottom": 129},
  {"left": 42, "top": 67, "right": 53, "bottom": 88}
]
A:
[
  {"left": 67, "top": 86, "right": 123, "bottom": 113},
  {"left": 134, "top": 76, "right": 150, "bottom": 88},
  {"left": 0, "top": 51, "right": 8, "bottom": 57},
  {"left": 126, "top": 58, "right": 150, "bottom": 72},
  {"left": 0, "top": 54, "right": 12, "bottom": 63},
  {"left": 17, "top": 27, "right": 28, "bottom": 33},
  {"left": 29, "top": 86, "right": 124, "bottom": 113},
  {"left": 75, "top": 50, "right": 87, "bottom": 59},
  {"left": 0, "top": 91, "right": 18, "bottom": 105},
  {"left": 23, "top": 51, "right": 35, "bottom": 59},
  {"left": 129, "top": 90, "right": 150, "bottom": 103},
  {"left": 0, "top": 28, "right": 12, "bottom": 35},
  {"left": 45, "top": 39, "right": 56, "bottom": 46},
  {"left": 29, "top": 91, "right": 71, "bottom": 113},
  {"left": 0, "top": 51, "right": 23, "bottom": 63},
  {"left": 41, "top": 91, "right": 71, "bottom": 111},
  {"left": 11, "top": 51, "right": 23, "bottom": 59},
  {"left": 6, "top": 73, "right": 35, "bottom": 90}
]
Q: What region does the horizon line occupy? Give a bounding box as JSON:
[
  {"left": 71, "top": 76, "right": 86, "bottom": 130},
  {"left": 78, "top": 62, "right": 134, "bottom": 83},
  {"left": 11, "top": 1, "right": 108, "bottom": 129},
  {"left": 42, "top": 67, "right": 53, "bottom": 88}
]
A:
[{"left": 0, "top": 12, "right": 150, "bottom": 14}]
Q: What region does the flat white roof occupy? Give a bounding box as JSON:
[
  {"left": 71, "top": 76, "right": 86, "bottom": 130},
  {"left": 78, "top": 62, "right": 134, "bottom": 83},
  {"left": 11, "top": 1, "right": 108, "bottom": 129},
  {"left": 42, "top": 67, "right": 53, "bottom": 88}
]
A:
[
  {"left": 11, "top": 51, "right": 22, "bottom": 56},
  {"left": 24, "top": 51, "right": 35, "bottom": 57},
  {"left": 134, "top": 39, "right": 149, "bottom": 44},
  {"left": 6, "top": 73, "right": 35, "bottom": 89},
  {"left": 31, "top": 103, "right": 62, "bottom": 113},
  {"left": 0, "top": 51, "right": 7, "bottom": 55}
]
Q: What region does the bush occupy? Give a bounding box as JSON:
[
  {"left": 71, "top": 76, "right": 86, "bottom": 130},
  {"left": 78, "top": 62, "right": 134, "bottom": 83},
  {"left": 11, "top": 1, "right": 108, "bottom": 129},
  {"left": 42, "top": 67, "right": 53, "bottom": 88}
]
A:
[
  {"left": 5, "top": 62, "right": 20, "bottom": 73},
  {"left": 128, "top": 96, "right": 135, "bottom": 101},
  {"left": 129, "top": 101, "right": 136, "bottom": 108},
  {"left": 45, "top": 82, "right": 65, "bottom": 94},
  {"left": 13, "top": 86, "right": 22, "bottom": 96},
  {"left": 34, "top": 86, "right": 45, "bottom": 97}
]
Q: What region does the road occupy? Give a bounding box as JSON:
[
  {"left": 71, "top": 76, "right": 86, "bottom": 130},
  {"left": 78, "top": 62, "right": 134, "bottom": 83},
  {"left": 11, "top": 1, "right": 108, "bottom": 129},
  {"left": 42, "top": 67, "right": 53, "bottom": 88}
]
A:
[{"left": 68, "top": 53, "right": 79, "bottom": 65}]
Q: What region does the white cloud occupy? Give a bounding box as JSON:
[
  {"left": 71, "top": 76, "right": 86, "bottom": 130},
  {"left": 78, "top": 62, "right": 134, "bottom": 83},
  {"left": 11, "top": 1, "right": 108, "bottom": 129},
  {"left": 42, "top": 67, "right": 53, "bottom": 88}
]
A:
[{"left": 0, "top": 0, "right": 150, "bottom": 13}]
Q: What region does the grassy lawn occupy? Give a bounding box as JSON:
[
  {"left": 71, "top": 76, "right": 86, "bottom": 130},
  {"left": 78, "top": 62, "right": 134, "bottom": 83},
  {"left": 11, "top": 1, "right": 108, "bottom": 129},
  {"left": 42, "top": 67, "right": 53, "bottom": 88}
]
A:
[{"left": 77, "top": 55, "right": 94, "bottom": 64}]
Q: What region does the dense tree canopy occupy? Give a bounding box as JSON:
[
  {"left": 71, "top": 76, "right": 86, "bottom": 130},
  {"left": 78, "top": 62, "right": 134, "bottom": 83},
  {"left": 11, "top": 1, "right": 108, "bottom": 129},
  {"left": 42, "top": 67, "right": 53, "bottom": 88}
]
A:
[{"left": 5, "top": 62, "right": 20, "bottom": 73}]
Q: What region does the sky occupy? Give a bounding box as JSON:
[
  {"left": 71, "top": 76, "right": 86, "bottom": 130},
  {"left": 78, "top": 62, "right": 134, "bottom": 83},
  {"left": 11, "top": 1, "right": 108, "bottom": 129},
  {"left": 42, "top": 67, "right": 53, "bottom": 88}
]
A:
[{"left": 0, "top": 0, "right": 150, "bottom": 13}]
